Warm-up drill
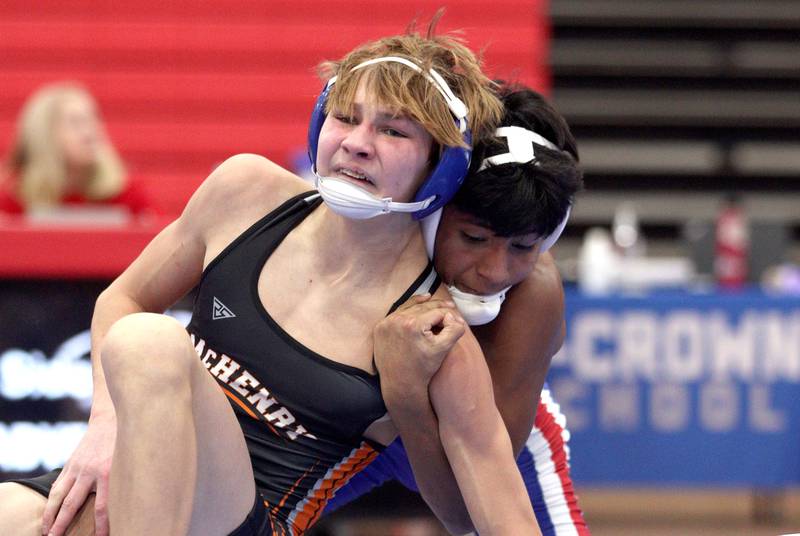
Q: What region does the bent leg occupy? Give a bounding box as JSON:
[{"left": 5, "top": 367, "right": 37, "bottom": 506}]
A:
[
  {"left": 102, "top": 313, "right": 255, "bottom": 536},
  {"left": 0, "top": 483, "right": 46, "bottom": 536},
  {"left": 3, "top": 470, "right": 97, "bottom": 536},
  {"left": 66, "top": 494, "right": 96, "bottom": 536},
  {"left": 325, "top": 391, "right": 591, "bottom": 536}
]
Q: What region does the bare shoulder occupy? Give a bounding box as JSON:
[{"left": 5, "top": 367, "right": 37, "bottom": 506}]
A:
[
  {"left": 182, "top": 153, "right": 312, "bottom": 241},
  {"left": 505, "top": 252, "right": 564, "bottom": 319},
  {"left": 191, "top": 153, "right": 310, "bottom": 213},
  {"left": 472, "top": 251, "right": 565, "bottom": 383}
]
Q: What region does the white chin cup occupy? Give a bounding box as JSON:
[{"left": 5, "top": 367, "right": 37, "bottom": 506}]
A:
[
  {"left": 447, "top": 284, "right": 509, "bottom": 326},
  {"left": 315, "top": 173, "right": 433, "bottom": 220}
]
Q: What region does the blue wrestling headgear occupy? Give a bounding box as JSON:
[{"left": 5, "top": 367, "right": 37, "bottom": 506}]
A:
[{"left": 308, "top": 56, "right": 472, "bottom": 220}]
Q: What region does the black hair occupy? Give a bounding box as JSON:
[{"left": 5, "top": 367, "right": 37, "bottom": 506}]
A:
[{"left": 451, "top": 83, "right": 584, "bottom": 238}]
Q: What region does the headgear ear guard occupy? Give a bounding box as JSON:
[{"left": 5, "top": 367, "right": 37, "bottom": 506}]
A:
[{"left": 307, "top": 56, "right": 472, "bottom": 220}]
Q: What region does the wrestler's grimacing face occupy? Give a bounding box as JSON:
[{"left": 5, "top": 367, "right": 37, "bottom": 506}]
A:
[
  {"left": 316, "top": 80, "right": 433, "bottom": 202},
  {"left": 434, "top": 205, "right": 541, "bottom": 295}
]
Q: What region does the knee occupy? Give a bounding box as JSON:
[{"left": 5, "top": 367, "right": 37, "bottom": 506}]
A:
[
  {"left": 0, "top": 483, "right": 45, "bottom": 535},
  {"left": 101, "top": 313, "right": 194, "bottom": 390}
]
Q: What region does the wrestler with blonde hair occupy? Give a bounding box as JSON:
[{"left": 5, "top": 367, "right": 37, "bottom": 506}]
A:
[{"left": 0, "top": 20, "right": 540, "bottom": 536}]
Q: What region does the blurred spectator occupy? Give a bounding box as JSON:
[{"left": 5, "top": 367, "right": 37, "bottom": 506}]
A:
[{"left": 0, "top": 82, "right": 152, "bottom": 220}]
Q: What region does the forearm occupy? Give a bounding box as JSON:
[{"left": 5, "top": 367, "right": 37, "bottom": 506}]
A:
[
  {"left": 88, "top": 288, "right": 147, "bottom": 417},
  {"left": 372, "top": 292, "right": 472, "bottom": 532},
  {"left": 384, "top": 389, "right": 473, "bottom": 534},
  {"left": 429, "top": 332, "right": 541, "bottom": 536},
  {"left": 438, "top": 409, "right": 540, "bottom": 536}
]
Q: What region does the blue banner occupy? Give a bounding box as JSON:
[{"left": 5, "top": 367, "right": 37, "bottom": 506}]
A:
[{"left": 548, "top": 289, "right": 800, "bottom": 486}]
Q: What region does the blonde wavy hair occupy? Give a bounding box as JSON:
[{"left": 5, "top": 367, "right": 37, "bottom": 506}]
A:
[
  {"left": 318, "top": 13, "right": 503, "bottom": 150},
  {"left": 5, "top": 82, "right": 126, "bottom": 209}
]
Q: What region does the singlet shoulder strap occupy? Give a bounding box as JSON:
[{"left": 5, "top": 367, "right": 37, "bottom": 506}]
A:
[
  {"left": 387, "top": 261, "right": 441, "bottom": 315},
  {"left": 201, "top": 190, "right": 319, "bottom": 280},
  {"left": 372, "top": 262, "right": 441, "bottom": 377}
]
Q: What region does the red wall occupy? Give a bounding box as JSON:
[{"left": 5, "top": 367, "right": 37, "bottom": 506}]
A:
[{"left": 0, "top": 0, "right": 549, "bottom": 214}]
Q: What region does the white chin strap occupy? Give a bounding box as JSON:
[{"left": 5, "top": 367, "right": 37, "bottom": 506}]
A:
[{"left": 315, "top": 173, "right": 433, "bottom": 220}]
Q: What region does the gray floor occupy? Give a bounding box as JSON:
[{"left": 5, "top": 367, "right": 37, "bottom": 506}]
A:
[{"left": 321, "top": 488, "right": 800, "bottom": 535}]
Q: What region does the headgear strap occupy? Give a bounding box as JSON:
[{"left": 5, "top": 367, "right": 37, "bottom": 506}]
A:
[
  {"left": 347, "top": 56, "right": 468, "bottom": 133},
  {"left": 478, "top": 126, "right": 558, "bottom": 171}
]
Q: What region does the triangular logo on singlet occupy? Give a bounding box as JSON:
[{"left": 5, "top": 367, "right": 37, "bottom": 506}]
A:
[{"left": 212, "top": 297, "right": 236, "bottom": 320}]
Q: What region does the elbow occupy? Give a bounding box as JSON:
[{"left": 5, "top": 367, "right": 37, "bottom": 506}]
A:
[
  {"left": 92, "top": 284, "right": 145, "bottom": 323},
  {"left": 94, "top": 285, "right": 125, "bottom": 315},
  {"left": 94, "top": 286, "right": 115, "bottom": 314},
  {"left": 97, "top": 279, "right": 128, "bottom": 304}
]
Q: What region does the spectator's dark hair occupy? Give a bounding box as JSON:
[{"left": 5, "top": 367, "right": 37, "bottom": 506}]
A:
[{"left": 451, "top": 83, "right": 583, "bottom": 238}]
